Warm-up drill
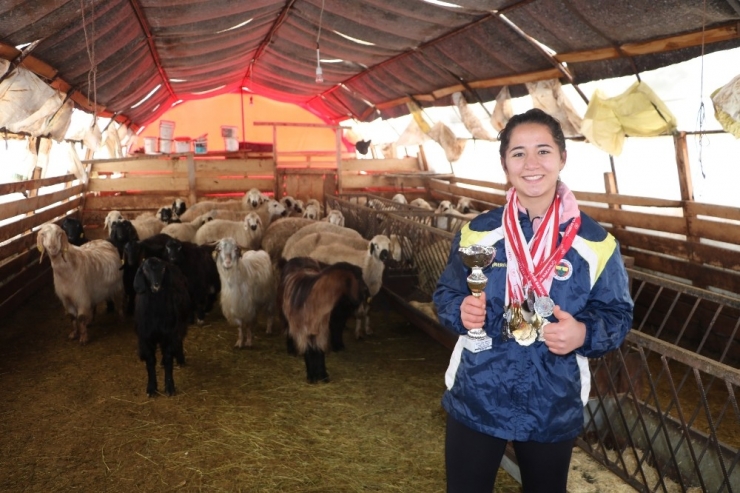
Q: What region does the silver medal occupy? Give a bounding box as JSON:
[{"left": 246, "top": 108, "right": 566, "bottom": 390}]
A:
[{"left": 534, "top": 295, "right": 555, "bottom": 318}]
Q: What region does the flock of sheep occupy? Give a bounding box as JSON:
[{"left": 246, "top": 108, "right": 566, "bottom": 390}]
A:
[{"left": 36, "top": 189, "right": 480, "bottom": 394}]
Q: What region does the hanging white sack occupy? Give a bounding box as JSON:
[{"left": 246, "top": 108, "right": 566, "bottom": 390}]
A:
[
  {"left": 452, "top": 92, "right": 494, "bottom": 141},
  {"left": 711, "top": 74, "right": 740, "bottom": 138},
  {"left": 491, "top": 86, "right": 513, "bottom": 132},
  {"left": 83, "top": 119, "right": 102, "bottom": 152},
  {"left": 46, "top": 98, "right": 74, "bottom": 142},
  {"left": 428, "top": 121, "right": 466, "bottom": 162},
  {"left": 0, "top": 60, "right": 58, "bottom": 129},
  {"left": 526, "top": 79, "right": 583, "bottom": 137},
  {"left": 102, "top": 124, "right": 123, "bottom": 158}
]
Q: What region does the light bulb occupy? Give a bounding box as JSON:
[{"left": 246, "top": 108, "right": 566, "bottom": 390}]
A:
[{"left": 315, "top": 64, "right": 323, "bottom": 83}]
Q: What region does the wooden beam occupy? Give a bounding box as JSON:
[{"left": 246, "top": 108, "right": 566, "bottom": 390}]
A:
[
  {"left": 555, "top": 24, "right": 739, "bottom": 64},
  {"left": 0, "top": 174, "right": 76, "bottom": 196},
  {"left": 433, "top": 68, "right": 563, "bottom": 99}
]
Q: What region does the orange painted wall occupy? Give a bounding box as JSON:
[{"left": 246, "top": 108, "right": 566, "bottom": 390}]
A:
[{"left": 134, "top": 93, "right": 338, "bottom": 153}]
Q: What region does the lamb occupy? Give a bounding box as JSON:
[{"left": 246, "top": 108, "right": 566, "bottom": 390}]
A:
[
  {"left": 61, "top": 217, "right": 88, "bottom": 246},
  {"left": 260, "top": 217, "right": 317, "bottom": 262},
  {"left": 36, "top": 223, "right": 124, "bottom": 345},
  {"left": 161, "top": 212, "right": 214, "bottom": 243},
  {"left": 133, "top": 257, "right": 190, "bottom": 396},
  {"left": 213, "top": 237, "right": 277, "bottom": 348},
  {"left": 279, "top": 258, "right": 369, "bottom": 383},
  {"left": 280, "top": 222, "right": 362, "bottom": 260},
  {"left": 194, "top": 212, "right": 263, "bottom": 250},
  {"left": 165, "top": 238, "right": 221, "bottom": 324}
]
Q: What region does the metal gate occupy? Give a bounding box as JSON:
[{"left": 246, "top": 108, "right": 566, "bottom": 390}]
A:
[{"left": 328, "top": 193, "right": 740, "bottom": 493}]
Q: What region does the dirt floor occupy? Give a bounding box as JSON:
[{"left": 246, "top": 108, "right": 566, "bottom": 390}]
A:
[{"left": 0, "top": 285, "right": 525, "bottom": 493}]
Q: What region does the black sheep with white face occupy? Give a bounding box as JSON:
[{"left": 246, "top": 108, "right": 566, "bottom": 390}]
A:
[
  {"left": 133, "top": 257, "right": 190, "bottom": 397},
  {"left": 172, "top": 199, "right": 187, "bottom": 218}
]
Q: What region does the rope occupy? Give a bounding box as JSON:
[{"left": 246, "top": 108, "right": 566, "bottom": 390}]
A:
[
  {"left": 695, "top": 0, "right": 707, "bottom": 179},
  {"left": 80, "top": 0, "right": 98, "bottom": 125}
]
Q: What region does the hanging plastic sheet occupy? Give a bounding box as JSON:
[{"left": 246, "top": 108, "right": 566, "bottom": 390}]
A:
[
  {"left": 452, "top": 92, "right": 494, "bottom": 140},
  {"left": 711, "top": 74, "right": 740, "bottom": 138},
  {"left": 580, "top": 81, "right": 677, "bottom": 156},
  {"left": 526, "top": 79, "right": 583, "bottom": 137},
  {"left": 0, "top": 60, "right": 59, "bottom": 132}
]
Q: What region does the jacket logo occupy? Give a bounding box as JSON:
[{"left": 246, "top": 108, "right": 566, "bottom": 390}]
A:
[
  {"left": 554, "top": 259, "right": 573, "bottom": 281},
  {"left": 492, "top": 262, "right": 506, "bottom": 268}
]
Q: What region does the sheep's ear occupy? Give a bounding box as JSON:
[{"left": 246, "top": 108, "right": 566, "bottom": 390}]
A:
[
  {"left": 370, "top": 242, "right": 375, "bottom": 255},
  {"left": 133, "top": 267, "right": 149, "bottom": 294}
]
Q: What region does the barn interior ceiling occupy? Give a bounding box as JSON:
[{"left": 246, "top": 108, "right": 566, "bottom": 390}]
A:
[{"left": 1, "top": 0, "right": 739, "bottom": 129}]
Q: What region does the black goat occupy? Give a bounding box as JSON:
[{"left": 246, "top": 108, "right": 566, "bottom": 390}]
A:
[
  {"left": 61, "top": 217, "right": 89, "bottom": 246},
  {"left": 164, "top": 238, "right": 220, "bottom": 324},
  {"left": 108, "top": 220, "right": 139, "bottom": 257},
  {"left": 133, "top": 257, "right": 190, "bottom": 397},
  {"left": 120, "top": 233, "right": 172, "bottom": 314}
]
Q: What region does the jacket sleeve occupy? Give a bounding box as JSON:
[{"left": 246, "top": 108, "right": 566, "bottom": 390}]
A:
[
  {"left": 575, "top": 246, "right": 634, "bottom": 358},
  {"left": 433, "top": 233, "right": 470, "bottom": 336}
]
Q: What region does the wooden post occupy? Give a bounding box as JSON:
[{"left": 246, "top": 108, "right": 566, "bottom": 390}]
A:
[
  {"left": 418, "top": 144, "right": 429, "bottom": 171},
  {"left": 187, "top": 154, "right": 196, "bottom": 205},
  {"left": 673, "top": 131, "right": 701, "bottom": 273},
  {"left": 335, "top": 127, "right": 343, "bottom": 195},
  {"left": 604, "top": 171, "right": 621, "bottom": 230},
  {"left": 272, "top": 125, "right": 279, "bottom": 199}
]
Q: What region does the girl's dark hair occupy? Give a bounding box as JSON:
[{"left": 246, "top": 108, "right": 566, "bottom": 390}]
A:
[{"left": 497, "top": 108, "right": 566, "bottom": 159}]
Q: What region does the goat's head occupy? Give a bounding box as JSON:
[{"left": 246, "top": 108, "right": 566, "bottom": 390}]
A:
[
  {"left": 61, "top": 217, "right": 85, "bottom": 246},
  {"left": 214, "top": 237, "right": 240, "bottom": 269},
  {"left": 456, "top": 197, "right": 476, "bottom": 214},
  {"left": 134, "top": 257, "right": 167, "bottom": 294},
  {"left": 243, "top": 211, "right": 262, "bottom": 232},
  {"left": 435, "top": 200, "right": 453, "bottom": 214},
  {"left": 165, "top": 238, "right": 184, "bottom": 265},
  {"left": 369, "top": 235, "right": 391, "bottom": 262},
  {"left": 122, "top": 240, "right": 141, "bottom": 269},
  {"left": 110, "top": 220, "right": 139, "bottom": 246},
  {"left": 326, "top": 210, "right": 344, "bottom": 226},
  {"left": 266, "top": 199, "right": 288, "bottom": 218},
  {"left": 37, "top": 223, "right": 69, "bottom": 263}
]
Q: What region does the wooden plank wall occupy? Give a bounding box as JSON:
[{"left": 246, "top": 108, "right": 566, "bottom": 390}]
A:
[
  {"left": 0, "top": 174, "right": 82, "bottom": 319},
  {"left": 83, "top": 153, "right": 276, "bottom": 239},
  {"left": 429, "top": 176, "right": 740, "bottom": 295}
]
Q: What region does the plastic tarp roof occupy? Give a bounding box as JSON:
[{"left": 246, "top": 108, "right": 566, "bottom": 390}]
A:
[{"left": 1, "top": 0, "right": 739, "bottom": 128}]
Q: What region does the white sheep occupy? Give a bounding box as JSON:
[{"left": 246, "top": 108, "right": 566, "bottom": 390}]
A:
[
  {"left": 260, "top": 217, "right": 317, "bottom": 262},
  {"left": 409, "top": 198, "right": 434, "bottom": 210},
  {"left": 456, "top": 197, "right": 477, "bottom": 214},
  {"left": 214, "top": 237, "right": 276, "bottom": 348},
  {"left": 131, "top": 215, "right": 166, "bottom": 240},
  {"left": 161, "top": 212, "right": 215, "bottom": 243},
  {"left": 178, "top": 188, "right": 262, "bottom": 222},
  {"left": 37, "top": 223, "right": 124, "bottom": 345},
  {"left": 194, "top": 212, "right": 263, "bottom": 250},
  {"left": 392, "top": 193, "right": 408, "bottom": 204},
  {"left": 212, "top": 199, "right": 287, "bottom": 229},
  {"left": 281, "top": 222, "right": 362, "bottom": 260},
  {"left": 305, "top": 198, "right": 323, "bottom": 217},
  {"left": 434, "top": 200, "right": 478, "bottom": 232},
  {"left": 322, "top": 209, "right": 345, "bottom": 226},
  {"left": 283, "top": 232, "right": 389, "bottom": 262},
  {"left": 302, "top": 203, "right": 320, "bottom": 220}
]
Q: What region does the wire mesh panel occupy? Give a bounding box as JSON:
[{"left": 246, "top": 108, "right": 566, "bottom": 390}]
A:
[{"left": 330, "top": 193, "right": 740, "bottom": 492}]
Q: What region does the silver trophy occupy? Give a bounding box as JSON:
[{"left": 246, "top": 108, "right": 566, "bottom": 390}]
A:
[{"left": 458, "top": 244, "right": 496, "bottom": 340}]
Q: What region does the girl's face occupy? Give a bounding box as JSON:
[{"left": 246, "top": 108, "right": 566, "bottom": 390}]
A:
[{"left": 501, "top": 123, "right": 566, "bottom": 212}]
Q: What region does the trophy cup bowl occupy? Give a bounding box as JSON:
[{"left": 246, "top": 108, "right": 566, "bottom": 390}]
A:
[{"left": 458, "top": 244, "right": 496, "bottom": 340}]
